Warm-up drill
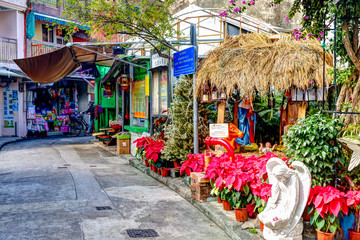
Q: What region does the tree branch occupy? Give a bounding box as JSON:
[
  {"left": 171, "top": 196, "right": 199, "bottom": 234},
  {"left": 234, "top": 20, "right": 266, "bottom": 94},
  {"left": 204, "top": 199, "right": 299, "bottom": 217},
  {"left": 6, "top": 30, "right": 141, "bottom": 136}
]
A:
[{"left": 342, "top": 20, "right": 360, "bottom": 70}]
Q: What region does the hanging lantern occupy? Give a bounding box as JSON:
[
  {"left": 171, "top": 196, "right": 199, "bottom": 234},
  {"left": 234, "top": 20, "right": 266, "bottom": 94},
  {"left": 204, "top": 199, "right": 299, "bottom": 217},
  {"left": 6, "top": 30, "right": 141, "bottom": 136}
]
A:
[
  {"left": 120, "top": 74, "right": 130, "bottom": 86},
  {"left": 201, "top": 84, "right": 211, "bottom": 102},
  {"left": 219, "top": 89, "right": 227, "bottom": 100},
  {"left": 211, "top": 86, "right": 218, "bottom": 101}
]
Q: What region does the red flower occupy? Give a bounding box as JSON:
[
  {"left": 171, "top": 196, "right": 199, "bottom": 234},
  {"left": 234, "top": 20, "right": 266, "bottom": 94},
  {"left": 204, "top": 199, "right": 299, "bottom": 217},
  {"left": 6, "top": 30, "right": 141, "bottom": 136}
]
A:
[
  {"left": 180, "top": 153, "right": 205, "bottom": 176},
  {"left": 309, "top": 186, "right": 348, "bottom": 218}
]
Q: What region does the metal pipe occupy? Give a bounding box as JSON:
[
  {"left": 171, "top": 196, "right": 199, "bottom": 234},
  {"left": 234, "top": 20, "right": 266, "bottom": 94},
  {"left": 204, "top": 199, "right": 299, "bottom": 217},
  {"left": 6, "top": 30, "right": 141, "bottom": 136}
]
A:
[
  {"left": 191, "top": 24, "right": 199, "bottom": 153},
  {"left": 116, "top": 78, "right": 119, "bottom": 121},
  {"left": 334, "top": 12, "right": 338, "bottom": 188},
  {"left": 205, "top": 137, "right": 235, "bottom": 160}
]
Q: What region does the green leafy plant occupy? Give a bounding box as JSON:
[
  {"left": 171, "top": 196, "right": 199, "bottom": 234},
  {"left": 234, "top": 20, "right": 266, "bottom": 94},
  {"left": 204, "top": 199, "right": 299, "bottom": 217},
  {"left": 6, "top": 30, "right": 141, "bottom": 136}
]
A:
[
  {"left": 231, "top": 185, "right": 253, "bottom": 209},
  {"left": 283, "top": 114, "right": 344, "bottom": 186},
  {"left": 220, "top": 187, "right": 233, "bottom": 205}
]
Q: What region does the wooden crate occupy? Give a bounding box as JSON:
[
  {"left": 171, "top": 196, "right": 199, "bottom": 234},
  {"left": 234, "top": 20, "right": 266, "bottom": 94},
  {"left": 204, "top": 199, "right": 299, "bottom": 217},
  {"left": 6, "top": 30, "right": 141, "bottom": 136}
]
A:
[{"left": 117, "top": 138, "right": 130, "bottom": 154}]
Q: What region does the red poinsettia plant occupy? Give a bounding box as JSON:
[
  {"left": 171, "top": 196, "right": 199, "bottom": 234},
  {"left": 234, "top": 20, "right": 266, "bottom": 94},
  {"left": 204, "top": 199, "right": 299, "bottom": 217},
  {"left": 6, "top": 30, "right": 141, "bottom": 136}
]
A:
[
  {"left": 133, "top": 136, "right": 153, "bottom": 159},
  {"left": 307, "top": 186, "right": 348, "bottom": 234},
  {"left": 133, "top": 136, "right": 165, "bottom": 164},
  {"left": 144, "top": 139, "right": 165, "bottom": 163},
  {"left": 346, "top": 190, "right": 360, "bottom": 233},
  {"left": 204, "top": 152, "right": 281, "bottom": 212},
  {"left": 180, "top": 153, "right": 205, "bottom": 176}
]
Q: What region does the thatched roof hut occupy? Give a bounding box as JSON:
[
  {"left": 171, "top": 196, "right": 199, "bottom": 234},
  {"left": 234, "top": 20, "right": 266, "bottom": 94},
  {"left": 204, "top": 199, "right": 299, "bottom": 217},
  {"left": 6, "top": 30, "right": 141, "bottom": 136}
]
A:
[{"left": 195, "top": 33, "right": 333, "bottom": 98}]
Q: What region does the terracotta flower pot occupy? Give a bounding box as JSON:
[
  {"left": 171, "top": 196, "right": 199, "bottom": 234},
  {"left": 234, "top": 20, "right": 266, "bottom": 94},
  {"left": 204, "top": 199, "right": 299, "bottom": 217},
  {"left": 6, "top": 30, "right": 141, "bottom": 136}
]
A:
[
  {"left": 222, "top": 200, "right": 232, "bottom": 211},
  {"left": 161, "top": 168, "right": 169, "bottom": 177},
  {"left": 316, "top": 229, "right": 334, "bottom": 240},
  {"left": 157, "top": 167, "right": 161, "bottom": 175},
  {"left": 235, "top": 208, "right": 248, "bottom": 222},
  {"left": 153, "top": 166, "right": 158, "bottom": 173},
  {"left": 142, "top": 157, "right": 149, "bottom": 167},
  {"left": 260, "top": 221, "right": 264, "bottom": 232},
  {"left": 303, "top": 205, "right": 313, "bottom": 221},
  {"left": 349, "top": 229, "right": 360, "bottom": 240},
  {"left": 144, "top": 160, "right": 149, "bottom": 167},
  {"left": 217, "top": 196, "right": 222, "bottom": 203},
  {"left": 173, "top": 161, "right": 180, "bottom": 168}
]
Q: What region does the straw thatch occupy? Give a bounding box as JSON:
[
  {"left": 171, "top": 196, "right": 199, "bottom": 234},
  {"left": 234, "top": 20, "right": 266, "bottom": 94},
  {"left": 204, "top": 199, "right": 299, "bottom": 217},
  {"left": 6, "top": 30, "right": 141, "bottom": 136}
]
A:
[{"left": 195, "top": 33, "right": 333, "bottom": 98}]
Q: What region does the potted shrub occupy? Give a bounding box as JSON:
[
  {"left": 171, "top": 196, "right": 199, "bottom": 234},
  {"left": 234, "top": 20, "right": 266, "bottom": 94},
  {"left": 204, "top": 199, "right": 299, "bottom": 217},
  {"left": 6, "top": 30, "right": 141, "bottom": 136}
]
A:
[
  {"left": 346, "top": 190, "right": 360, "bottom": 239},
  {"left": 308, "top": 186, "right": 348, "bottom": 239},
  {"left": 283, "top": 114, "right": 344, "bottom": 186}
]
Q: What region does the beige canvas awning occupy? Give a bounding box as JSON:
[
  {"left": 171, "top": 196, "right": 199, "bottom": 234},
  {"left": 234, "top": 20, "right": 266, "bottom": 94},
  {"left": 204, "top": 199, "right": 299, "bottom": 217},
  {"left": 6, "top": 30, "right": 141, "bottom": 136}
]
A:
[{"left": 14, "top": 45, "right": 114, "bottom": 83}]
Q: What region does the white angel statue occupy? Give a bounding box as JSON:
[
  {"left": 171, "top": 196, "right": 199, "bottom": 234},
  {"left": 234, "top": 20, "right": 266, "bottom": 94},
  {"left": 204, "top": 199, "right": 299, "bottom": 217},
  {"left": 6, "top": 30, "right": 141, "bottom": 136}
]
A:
[{"left": 258, "top": 157, "right": 311, "bottom": 240}]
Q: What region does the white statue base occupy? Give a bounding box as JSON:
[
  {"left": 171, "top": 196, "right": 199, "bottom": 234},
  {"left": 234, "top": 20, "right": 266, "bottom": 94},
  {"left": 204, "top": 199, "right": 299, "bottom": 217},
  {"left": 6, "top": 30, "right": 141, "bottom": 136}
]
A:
[{"left": 263, "top": 220, "right": 303, "bottom": 240}]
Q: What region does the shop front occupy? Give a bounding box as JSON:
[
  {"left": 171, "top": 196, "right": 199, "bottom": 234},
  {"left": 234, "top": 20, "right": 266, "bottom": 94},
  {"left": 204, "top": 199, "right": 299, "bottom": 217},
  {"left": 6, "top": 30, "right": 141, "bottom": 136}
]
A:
[
  {"left": 0, "top": 70, "right": 27, "bottom": 137},
  {"left": 123, "top": 57, "right": 151, "bottom": 155},
  {"left": 149, "top": 52, "right": 171, "bottom": 135},
  {"left": 26, "top": 78, "right": 90, "bottom": 136}
]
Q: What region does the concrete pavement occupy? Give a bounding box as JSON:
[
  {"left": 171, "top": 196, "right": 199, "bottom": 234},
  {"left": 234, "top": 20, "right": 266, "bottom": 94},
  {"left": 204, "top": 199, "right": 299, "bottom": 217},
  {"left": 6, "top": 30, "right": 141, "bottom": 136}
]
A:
[
  {"left": 0, "top": 137, "right": 231, "bottom": 240},
  {"left": 0, "top": 137, "right": 22, "bottom": 151}
]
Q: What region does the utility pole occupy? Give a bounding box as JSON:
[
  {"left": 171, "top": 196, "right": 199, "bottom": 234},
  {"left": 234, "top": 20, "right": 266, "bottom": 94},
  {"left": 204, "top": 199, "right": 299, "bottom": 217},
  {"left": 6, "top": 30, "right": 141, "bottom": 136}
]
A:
[{"left": 190, "top": 24, "right": 199, "bottom": 153}]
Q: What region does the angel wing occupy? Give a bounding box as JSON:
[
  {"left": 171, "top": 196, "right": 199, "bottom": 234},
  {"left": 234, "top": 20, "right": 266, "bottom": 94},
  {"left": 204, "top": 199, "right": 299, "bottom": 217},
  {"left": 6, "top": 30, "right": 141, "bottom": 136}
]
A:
[
  {"left": 338, "top": 138, "right": 360, "bottom": 171},
  {"left": 286, "top": 161, "right": 311, "bottom": 236}
]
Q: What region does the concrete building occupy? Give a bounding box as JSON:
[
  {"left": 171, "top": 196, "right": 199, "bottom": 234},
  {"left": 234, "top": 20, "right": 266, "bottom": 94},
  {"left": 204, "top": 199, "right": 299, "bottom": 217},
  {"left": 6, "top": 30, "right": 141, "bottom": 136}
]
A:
[
  {"left": 23, "top": 0, "right": 94, "bottom": 135},
  {"left": 0, "top": 0, "right": 27, "bottom": 137},
  {"left": 171, "top": 0, "right": 301, "bottom": 30}
]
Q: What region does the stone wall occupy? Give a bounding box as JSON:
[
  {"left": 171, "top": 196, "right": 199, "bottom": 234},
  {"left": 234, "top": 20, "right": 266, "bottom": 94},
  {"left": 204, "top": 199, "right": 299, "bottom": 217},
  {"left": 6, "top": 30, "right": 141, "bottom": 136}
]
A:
[{"left": 171, "top": 0, "right": 301, "bottom": 30}]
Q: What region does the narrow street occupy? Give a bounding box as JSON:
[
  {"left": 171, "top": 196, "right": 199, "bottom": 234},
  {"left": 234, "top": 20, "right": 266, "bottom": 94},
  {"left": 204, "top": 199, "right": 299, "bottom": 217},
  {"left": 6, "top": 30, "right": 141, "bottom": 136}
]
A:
[{"left": 0, "top": 137, "right": 230, "bottom": 240}]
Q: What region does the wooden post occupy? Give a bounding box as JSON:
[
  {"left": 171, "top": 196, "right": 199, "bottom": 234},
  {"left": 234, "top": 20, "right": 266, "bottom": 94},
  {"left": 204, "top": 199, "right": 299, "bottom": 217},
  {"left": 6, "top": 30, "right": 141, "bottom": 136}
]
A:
[
  {"left": 233, "top": 101, "right": 239, "bottom": 127},
  {"left": 217, "top": 101, "right": 226, "bottom": 123}
]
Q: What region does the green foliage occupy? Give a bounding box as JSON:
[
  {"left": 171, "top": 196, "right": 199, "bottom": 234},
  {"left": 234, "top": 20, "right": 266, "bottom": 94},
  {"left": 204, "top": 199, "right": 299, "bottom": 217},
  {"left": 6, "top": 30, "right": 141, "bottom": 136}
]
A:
[
  {"left": 162, "top": 76, "right": 194, "bottom": 161},
  {"left": 328, "top": 67, "right": 355, "bottom": 86},
  {"left": 61, "top": 0, "right": 178, "bottom": 57},
  {"left": 310, "top": 208, "right": 340, "bottom": 234},
  {"left": 231, "top": 185, "right": 253, "bottom": 209},
  {"left": 248, "top": 229, "right": 258, "bottom": 235},
  {"left": 283, "top": 114, "right": 344, "bottom": 186},
  {"left": 253, "top": 94, "right": 282, "bottom": 144}
]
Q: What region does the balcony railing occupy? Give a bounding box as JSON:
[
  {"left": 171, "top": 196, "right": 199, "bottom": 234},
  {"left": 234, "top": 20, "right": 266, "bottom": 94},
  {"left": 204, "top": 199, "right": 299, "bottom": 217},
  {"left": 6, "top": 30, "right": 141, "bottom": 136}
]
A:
[
  {"left": 30, "top": 40, "right": 62, "bottom": 57},
  {"left": 0, "top": 37, "right": 17, "bottom": 62},
  {"left": 33, "top": 0, "right": 57, "bottom": 7}
]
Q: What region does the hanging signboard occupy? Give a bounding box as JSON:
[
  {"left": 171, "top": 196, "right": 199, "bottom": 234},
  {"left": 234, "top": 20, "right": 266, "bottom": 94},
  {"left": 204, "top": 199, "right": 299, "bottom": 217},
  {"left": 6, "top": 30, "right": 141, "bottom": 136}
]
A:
[
  {"left": 173, "top": 47, "right": 196, "bottom": 77},
  {"left": 151, "top": 53, "right": 168, "bottom": 69},
  {"left": 3, "top": 85, "right": 14, "bottom": 128},
  {"left": 210, "top": 123, "right": 229, "bottom": 138}
]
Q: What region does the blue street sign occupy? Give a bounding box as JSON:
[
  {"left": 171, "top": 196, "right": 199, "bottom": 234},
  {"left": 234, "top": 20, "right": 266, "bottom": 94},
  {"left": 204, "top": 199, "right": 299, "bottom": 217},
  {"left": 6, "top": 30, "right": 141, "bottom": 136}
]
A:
[{"left": 173, "top": 47, "right": 196, "bottom": 76}]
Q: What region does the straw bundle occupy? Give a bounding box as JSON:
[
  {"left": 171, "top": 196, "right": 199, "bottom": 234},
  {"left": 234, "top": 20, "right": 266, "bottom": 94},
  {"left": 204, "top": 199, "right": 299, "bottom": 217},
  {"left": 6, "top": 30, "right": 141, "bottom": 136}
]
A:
[{"left": 195, "top": 33, "right": 333, "bottom": 98}]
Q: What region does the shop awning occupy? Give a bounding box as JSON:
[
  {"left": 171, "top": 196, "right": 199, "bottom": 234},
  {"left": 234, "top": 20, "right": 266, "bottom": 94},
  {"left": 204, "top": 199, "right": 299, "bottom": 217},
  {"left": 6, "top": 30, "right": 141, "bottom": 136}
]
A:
[
  {"left": 33, "top": 12, "right": 89, "bottom": 30},
  {"left": 0, "top": 68, "right": 24, "bottom": 78},
  {"left": 13, "top": 45, "right": 115, "bottom": 83}
]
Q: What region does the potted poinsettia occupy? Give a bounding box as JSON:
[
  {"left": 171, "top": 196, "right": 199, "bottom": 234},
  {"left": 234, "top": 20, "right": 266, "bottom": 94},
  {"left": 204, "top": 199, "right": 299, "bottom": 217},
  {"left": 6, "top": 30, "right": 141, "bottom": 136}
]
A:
[
  {"left": 220, "top": 187, "right": 234, "bottom": 211},
  {"left": 133, "top": 136, "right": 152, "bottom": 166},
  {"left": 346, "top": 190, "right": 360, "bottom": 239},
  {"left": 180, "top": 153, "right": 205, "bottom": 176},
  {"left": 307, "top": 186, "right": 348, "bottom": 239},
  {"left": 231, "top": 185, "right": 253, "bottom": 222}
]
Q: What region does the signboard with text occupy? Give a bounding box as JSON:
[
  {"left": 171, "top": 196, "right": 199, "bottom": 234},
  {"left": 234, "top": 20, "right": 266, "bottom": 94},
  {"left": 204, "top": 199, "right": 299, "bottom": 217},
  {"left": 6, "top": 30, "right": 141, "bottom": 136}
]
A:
[
  {"left": 173, "top": 47, "right": 196, "bottom": 76},
  {"left": 151, "top": 53, "right": 168, "bottom": 69},
  {"left": 210, "top": 124, "right": 229, "bottom": 138}
]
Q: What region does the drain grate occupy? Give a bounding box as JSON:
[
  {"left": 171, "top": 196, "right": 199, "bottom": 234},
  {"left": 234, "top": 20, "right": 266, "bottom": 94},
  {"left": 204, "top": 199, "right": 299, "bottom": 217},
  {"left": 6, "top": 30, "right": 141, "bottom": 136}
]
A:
[
  {"left": 58, "top": 167, "right": 67, "bottom": 169},
  {"left": 126, "top": 229, "right": 159, "bottom": 238},
  {"left": 95, "top": 206, "right": 112, "bottom": 211},
  {"left": 89, "top": 165, "right": 97, "bottom": 167},
  {"left": 63, "top": 164, "right": 71, "bottom": 166}
]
